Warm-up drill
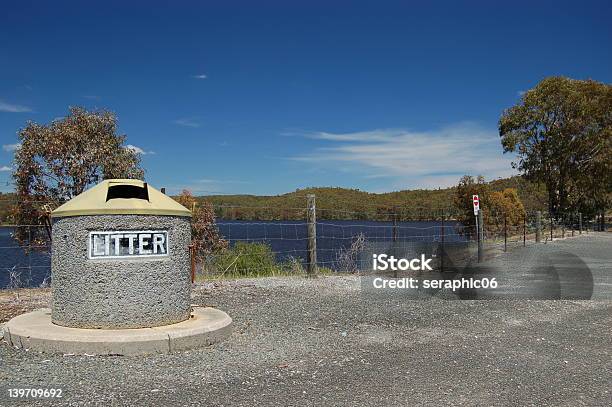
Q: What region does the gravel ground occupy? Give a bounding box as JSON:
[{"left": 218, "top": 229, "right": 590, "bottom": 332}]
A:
[{"left": 0, "top": 234, "right": 610, "bottom": 406}]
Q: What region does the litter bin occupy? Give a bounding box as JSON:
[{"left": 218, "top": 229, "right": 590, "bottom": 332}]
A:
[{"left": 50, "top": 179, "right": 192, "bottom": 329}]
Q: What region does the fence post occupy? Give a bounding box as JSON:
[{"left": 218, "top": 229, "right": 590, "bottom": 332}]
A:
[
  {"left": 579, "top": 212, "right": 583, "bottom": 234},
  {"left": 306, "top": 194, "right": 317, "bottom": 277},
  {"left": 440, "top": 212, "right": 445, "bottom": 272},
  {"left": 571, "top": 213, "right": 574, "bottom": 237},
  {"left": 477, "top": 209, "right": 483, "bottom": 263},
  {"left": 523, "top": 214, "right": 526, "bottom": 246},
  {"left": 535, "top": 211, "right": 542, "bottom": 243},
  {"left": 561, "top": 214, "right": 565, "bottom": 238},
  {"left": 503, "top": 214, "right": 507, "bottom": 252},
  {"left": 392, "top": 207, "right": 398, "bottom": 242},
  {"left": 550, "top": 213, "right": 554, "bottom": 242}
]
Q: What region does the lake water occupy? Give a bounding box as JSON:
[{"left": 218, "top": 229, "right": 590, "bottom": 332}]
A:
[{"left": 1, "top": 220, "right": 468, "bottom": 288}]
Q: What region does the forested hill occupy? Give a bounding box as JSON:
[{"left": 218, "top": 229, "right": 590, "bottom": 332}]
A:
[
  {"left": 198, "top": 176, "right": 548, "bottom": 220},
  {"left": 0, "top": 176, "right": 548, "bottom": 223}
]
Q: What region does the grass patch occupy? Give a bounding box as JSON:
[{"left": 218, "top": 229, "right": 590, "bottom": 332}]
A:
[{"left": 201, "top": 242, "right": 310, "bottom": 279}]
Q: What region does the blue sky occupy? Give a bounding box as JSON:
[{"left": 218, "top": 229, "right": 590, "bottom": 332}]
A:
[{"left": 1, "top": 0, "right": 610, "bottom": 195}]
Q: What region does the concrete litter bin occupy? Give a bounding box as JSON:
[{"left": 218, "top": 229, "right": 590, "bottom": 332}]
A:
[
  {"left": 50, "top": 179, "right": 192, "bottom": 329},
  {"left": 4, "top": 179, "right": 232, "bottom": 355}
]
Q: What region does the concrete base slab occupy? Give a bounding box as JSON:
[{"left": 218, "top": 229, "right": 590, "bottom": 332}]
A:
[{"left": 3, "top": 307, "right": 232, "bottom": 356}]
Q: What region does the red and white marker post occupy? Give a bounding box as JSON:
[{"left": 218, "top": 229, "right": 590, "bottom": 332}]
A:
[{"left": 472, "top": 195, "right": 480, "bottom": 215}]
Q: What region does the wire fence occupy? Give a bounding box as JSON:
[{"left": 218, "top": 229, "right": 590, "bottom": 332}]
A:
[{"left": 0, "top": 196, "right": 608, "bottom": 288}]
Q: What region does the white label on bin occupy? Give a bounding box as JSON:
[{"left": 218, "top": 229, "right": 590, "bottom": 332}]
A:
[{"left": 88, "top": 230, "right": 169, "bottom": 259}]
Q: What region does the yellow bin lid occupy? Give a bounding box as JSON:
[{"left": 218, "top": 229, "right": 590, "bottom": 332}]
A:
[{"left": 51, "top": 179, "right": 191, "bottom": 218}]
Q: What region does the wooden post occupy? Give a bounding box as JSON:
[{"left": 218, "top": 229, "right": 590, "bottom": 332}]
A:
[
  {"left": 477, "top": 209, "right": 483, "bottom": 263},
  {"left": 503, "top": 214, "right": 507, "bottom": 252},
  {"left": 440, "top": 212, "right": 445, "bottom": 272},
  {"left": 307, "top": 194, "right": 317, "bottom": 276},
  {"left": 523, "top": 214, "right": 526, "bottom": 247},
  {"left": 571, "top": 213, "right": 574, "bottom": 237},
  {"left": 535, "top": 211, "right": 542, "bottom": 243},
  {"left": 579, "top": 212, "right": 583, "bottom": 235},
  {"left": 550, "top": 213, "right": 553, "bottom": 242},
  {"left": 561, "top": 214, "right": 565, "bottom": 238},
  {"left": 392, "top": 207, "right": 398, "bottom": 242}
]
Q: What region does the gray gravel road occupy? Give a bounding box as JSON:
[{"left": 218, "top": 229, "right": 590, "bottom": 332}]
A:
[{"left": 1, "top": 234, "right": 610, "bottom": 406}]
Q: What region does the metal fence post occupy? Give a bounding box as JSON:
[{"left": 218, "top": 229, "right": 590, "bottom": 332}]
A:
[
  {"left": 535, "top": 211, "right": 542, "bottom": 243},
  {"left": 571, "top": 213, "right": 574, "bottom": 237},
  {"left": 307, "top": 194, "right": 317, "bottom": 276},
  {"left": 477, "top": 209, "right": 483, "bottom": 263},
  {"left": 579, "top": 212, "right": 583, "bottom": 234}
]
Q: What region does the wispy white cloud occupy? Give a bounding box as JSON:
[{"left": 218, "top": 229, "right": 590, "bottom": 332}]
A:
[
  {"left": 169, "top": 178, "right": 250, "bottom": 195},
  {"left": 174, "top": 118, "right": 201, "bottom": 128},
  {"left": 517, "top": 90, "right": 526, "bottom": 97},
  {"left": 290, "top": 122, "right": 517, "bottom": 189},
  {"left": 192, "top": 74, "right": 207, "bottom": 79},
  {"left": 0, "top": 100, "right": 32, "bottom": 113},
  {"left": 0, "top": 165, "right": 12, "bottom": 172},
  {"left": 194, "top": 178, "right": 248, "bottom": 184},
  {"left": 125, "top": 144, "right": 155, "bottom": 155},
  {"left": 2, "top": 143, "right": 21, "bottom": 152}
]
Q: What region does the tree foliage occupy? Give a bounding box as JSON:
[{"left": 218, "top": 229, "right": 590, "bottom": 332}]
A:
[
  {"left": 487, "top": 188, "right": 526, "bottom": 234},
  {"left": 453, "top": 175, "right": 525, "bottom": 235},
  {"left": 499, "top": 77, "right": 611, "bottom": 216},
  {"left": 11, "top": 107, "right": 144, "bottom": 244},
  {"left": 175, "top": 190, "right": 228, "bottom": 263}
]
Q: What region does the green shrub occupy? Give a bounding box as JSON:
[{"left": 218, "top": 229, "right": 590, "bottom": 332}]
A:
[{"left": 213, "top": 242, "right": 281, "bottom": 277}]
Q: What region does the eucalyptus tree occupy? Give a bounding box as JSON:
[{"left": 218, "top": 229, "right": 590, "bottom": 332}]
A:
[
  {"left": 499, "top": 77, "right": 611, "bottom": 217},
  {"left": 11, "top": 106, "right": 144, "bottom": 245}
]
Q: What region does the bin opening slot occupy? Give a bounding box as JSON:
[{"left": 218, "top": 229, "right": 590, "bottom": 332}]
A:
[{"left": 106, "top": 183, "right": 149, "bottom": 201}]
